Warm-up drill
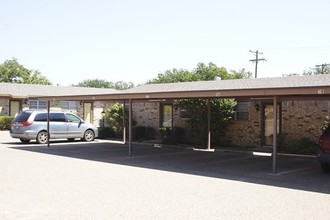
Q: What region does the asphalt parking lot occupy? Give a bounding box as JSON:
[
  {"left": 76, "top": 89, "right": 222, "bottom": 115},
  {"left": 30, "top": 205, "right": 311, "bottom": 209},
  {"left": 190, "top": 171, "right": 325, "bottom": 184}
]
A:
[{"left": 1, "top": 131, "right": 330, "bottom": 219}]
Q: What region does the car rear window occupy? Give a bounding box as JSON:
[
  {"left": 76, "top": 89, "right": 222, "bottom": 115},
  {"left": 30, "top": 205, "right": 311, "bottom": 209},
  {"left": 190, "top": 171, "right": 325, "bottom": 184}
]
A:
[{"left": 13, "top": 112, "right": 32, "bottom": 122}]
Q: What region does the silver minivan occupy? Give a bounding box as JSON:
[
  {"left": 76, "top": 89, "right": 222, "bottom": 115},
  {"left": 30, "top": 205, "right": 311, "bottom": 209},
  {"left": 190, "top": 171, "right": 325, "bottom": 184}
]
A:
[{"left": 10, "top": 111, "right": 98, "bottom": 144}]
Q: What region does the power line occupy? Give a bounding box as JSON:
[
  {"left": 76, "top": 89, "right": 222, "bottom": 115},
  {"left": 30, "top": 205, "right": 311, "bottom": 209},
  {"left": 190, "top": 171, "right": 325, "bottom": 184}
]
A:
[
  {"left": 249, "top": 50, "right": 266, "bottom": 78},
  {"left": 264, "top": 45, "right": 330, "bottom": 50}
]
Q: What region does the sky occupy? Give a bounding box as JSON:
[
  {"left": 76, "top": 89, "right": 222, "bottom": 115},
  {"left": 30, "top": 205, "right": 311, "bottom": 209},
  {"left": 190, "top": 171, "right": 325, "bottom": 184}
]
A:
[{"left": 1, "top": 0, "right": 330, "bottom": 86}]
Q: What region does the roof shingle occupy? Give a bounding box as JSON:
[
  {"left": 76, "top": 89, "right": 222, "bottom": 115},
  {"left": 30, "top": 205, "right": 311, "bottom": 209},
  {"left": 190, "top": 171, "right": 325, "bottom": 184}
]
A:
[
  {"left": 123, "top": 74, "right": 330, "bottom": 94},
  {"left": 0, "top": 83, "right": 118, "bottom": 98}
]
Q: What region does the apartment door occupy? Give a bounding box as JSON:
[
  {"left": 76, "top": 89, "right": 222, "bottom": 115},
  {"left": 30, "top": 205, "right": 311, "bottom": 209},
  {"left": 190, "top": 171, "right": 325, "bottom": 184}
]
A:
[
  {"left": 83, "top": 103, "right": 92, "bottom": 123},
  {"left": 10, "top": 100, "right": 20, "bottom": 116},
  {"left": 263, "top": 104, "right": 280, "bottom": 146},
  {"left": 160, "top": 104, "right": 173, "bottom": 128}
]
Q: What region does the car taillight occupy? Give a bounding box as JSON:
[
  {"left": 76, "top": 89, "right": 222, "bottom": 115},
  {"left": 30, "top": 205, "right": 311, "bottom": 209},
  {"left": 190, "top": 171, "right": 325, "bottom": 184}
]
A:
[{"left": 22, "top": 121, "right": 33, "bottom": 126}]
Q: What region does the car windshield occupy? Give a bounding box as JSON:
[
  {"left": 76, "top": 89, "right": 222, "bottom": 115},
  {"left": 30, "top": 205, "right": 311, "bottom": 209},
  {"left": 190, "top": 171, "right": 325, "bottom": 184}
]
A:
[{"left": 13, "top": 112, "right": 32, "bottom": 122}]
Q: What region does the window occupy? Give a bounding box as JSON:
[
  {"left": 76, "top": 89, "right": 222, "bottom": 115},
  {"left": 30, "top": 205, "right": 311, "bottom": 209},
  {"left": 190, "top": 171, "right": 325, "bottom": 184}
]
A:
[
  {"left": 34, "top": 113, "right": 47, "bottom": 122},
  {"left": 12, "top": 111, "right": 32, "bottom": 122},
  {"left": 66, "top": 114, "right": 81, "bottom": 123},
  {"left": 33, "top": 113, "right": 66, "bottom": 122},
  {"left": 180, "top": 109, "right": 191, "bottom": 120},
  {"left": 161, "top": 104, "right": 173, "bottom": 128},
  {"left": 50, "top": 113, "right": 66, "bottom": 122},
  {"left": 60, "top": 101, "right": 77, "bottom": 112},
  {"left": 29, "top": 100, "right": 47, "bottom": 110},
  {"left": 235, "top": 102, "right": 249, "bottom": 120}
]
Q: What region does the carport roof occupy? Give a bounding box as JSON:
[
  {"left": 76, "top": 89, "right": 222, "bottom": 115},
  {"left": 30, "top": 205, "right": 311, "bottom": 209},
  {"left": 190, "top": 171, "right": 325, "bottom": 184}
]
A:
[
  {"left": 0, "top": 82, "right": 119, "bottom": 99},
  {"left": 28, "top": 74, "right": 330, "bottom": 101},
  {"left": 120, "top": 74, "right": 330, "bottom": 100},
  {"left": 124, "top": 74, "right": 330, "bottom": 93}
]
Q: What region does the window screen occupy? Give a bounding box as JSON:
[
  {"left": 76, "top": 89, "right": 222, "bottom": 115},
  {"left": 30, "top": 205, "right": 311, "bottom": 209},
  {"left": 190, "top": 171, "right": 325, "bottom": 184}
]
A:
[
  {"left": 235, "top": 102, "right": 249, "bottom": 120},
  {"left": 60, "top": 101, "right": 77, "bottom": 112},
  {"left": 29, "top": 100, "right": 47, "bottom": 110},
  {"left": 180, "top": 109, "right": 191, "bottom": 120}
]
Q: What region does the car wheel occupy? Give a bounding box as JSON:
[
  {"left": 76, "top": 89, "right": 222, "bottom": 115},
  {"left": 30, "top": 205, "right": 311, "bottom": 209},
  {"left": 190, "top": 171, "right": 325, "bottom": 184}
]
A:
[
  {"left": 67, "top": 138, "right": 75, "bottom": 142},
  {"left": 83, "top": 130, "right": 95, "bottom": 142},
  {"left": 321, "top": 162, "right": 330, "bottom": 173},
  {"left": 36, "top": 131, "right": 48, "bottom": 144},
  {"left": 20, "top": 138, "right": 31, "bottom": 143}
]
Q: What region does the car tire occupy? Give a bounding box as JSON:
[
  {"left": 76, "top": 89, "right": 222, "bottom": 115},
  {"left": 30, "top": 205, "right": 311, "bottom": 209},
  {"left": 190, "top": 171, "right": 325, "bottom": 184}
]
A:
[
  {"left": 83, "top": 130, "right": 95, "bottom": 142},
  {"left": 36, "top": 131, "right": 48, "bottom": 144},
  {"left": 321, "top": 162, "right": 330, "bottom": 173},
  {"left": 20, "top": 138, "right": 31, "bottom": 143},
  {"left": 67, "top": 138, "right": 75, "bottom": 142}
]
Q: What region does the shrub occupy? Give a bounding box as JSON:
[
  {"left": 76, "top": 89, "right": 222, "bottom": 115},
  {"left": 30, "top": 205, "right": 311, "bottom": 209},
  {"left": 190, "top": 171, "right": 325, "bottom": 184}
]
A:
[
  {"left": 132, "top": 126, "right": 146, "bottom": 140},
  {"left": 159, "top": 127, "right": 184, "bottom": 144},
  {"left": 278, "top": 138, "right": 317, "bottom": 155},
  {"left": 97, "top": 127, "right": 116, "bottom": 139},
  {"left": 0, "top": 116, "right": 14, "bottom": 130},
  {"left": 132, "top": 126, "right": 155, "bottom": 140},
  {"left": 145, "top": 126, "right": 156, "bottom": 140}
]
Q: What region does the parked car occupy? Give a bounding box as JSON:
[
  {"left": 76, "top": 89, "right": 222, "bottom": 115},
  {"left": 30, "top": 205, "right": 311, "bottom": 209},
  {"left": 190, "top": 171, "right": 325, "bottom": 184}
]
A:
[
  {"left": 317, "top": 126, "right": 330, "bottom": 172},
  {"left": 10, "top": 110, "right": 98, "bottom": 144}
]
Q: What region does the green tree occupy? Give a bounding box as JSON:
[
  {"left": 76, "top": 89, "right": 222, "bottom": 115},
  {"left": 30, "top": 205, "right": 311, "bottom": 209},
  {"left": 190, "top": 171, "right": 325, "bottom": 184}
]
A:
[
  {"left": 75, "top": 79, "right": 113, "bottom": 88},
  {"left": 283, "top": 64, "right": 330, "bottom": 77},
  {"left": 113, "top": 81, "right": 135, "bottom": 90},
  {"left": 303, "top": 65, "right": 330, "bottom": 75},
  {"left": 0, "top": 58, "right": 51, "bottom": 84},
  {"left": 148, "top": 62, "right": 251, "bottom": 83},
  {"left": 148, "top": 62, "right": 252, "bottom": 145},
  {"left": 148, "top": 68, "right": 196, "bottom": 83},
  {"left": 103, "top": 102, "right": 136, "bottom": 138},
  {"left": 74, "top": 79, "right": 134, "bottom": 90},
  {"left": 174, "top": 99, "right": 237, "bottom": 144}
]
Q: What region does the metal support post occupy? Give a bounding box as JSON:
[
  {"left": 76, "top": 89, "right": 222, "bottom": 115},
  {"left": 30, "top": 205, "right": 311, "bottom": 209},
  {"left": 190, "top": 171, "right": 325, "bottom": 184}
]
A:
[
  {"left": 207, "top": 99, "right": 211, "bottom": 150},
  {"left": 272, "top": 96, "right": 278, "bottom": 174},
  {"left": 122, "top": 101, "right": 126, "bottom": 144},
  {"left": 47, "top": 101, "right": 50, "bottom": 148},
  {"left": 128, "top": 99, "right": 132, "bottom": 157}
]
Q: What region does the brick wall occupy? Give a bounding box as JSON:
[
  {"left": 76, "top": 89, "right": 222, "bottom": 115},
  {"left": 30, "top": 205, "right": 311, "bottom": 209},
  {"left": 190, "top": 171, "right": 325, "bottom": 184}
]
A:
[
  {"left": 132, "top": 102, "right": 159, "bottom": 128},
  {"left": 221, "top": 100, "right": 330, "bottom": 147},
  {"left": 282, "top": 101, "right": 330, "bottom": 144},
  {"left": 223, "top": 102, "right": 261, "bottom": 147}
]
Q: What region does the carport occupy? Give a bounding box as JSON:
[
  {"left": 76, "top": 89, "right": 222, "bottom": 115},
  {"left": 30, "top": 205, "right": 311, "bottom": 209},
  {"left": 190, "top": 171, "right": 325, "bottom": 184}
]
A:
[{"left": 31, "top": 74, "right": 330, "bottom": 174}]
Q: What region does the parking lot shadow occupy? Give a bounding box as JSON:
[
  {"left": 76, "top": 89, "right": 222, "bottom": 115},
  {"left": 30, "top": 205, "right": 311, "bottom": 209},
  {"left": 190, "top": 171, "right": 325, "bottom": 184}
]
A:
[{"left": 7, "top": 140, "right": 330, "bottom": 194}]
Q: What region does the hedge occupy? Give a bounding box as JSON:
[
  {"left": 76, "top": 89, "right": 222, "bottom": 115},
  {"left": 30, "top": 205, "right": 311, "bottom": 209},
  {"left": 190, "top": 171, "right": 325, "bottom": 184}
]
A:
[{"left": 0, "top": 116, "right": 14, "bottom": 130}]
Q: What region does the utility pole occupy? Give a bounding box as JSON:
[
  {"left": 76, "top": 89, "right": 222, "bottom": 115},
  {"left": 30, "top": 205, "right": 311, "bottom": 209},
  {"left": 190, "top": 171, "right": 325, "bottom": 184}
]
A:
[
  {"left": 249, "top": 50, "right": 266, "bottom": 78},
  {"left": 315, "top": 63, "right": 330, "bottom": 74}
]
